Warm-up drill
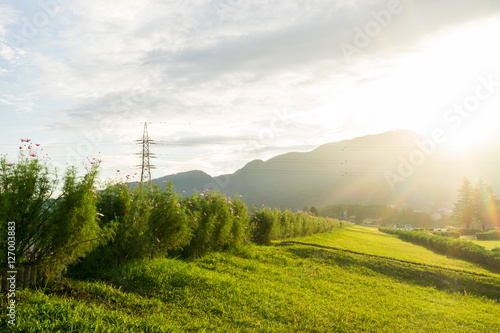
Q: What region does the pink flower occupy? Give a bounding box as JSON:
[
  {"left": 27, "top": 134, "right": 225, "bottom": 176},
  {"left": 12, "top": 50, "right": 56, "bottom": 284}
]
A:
[
  {"left": 157, "top": 238, "right": 160, "bottom": 242},
  {"left": 19, "top": 146, "right": 22, "bottom": 149},
  {"left": 125, "top": 210, "right": 129, "bottom": 214},
  {"left": 7, "top": 163, "right": 14, "bottom": 167},
  {"left": 163, "top": 181, "right": 167, "bottom": 183},
  {"left": 96, "top": 213, "right": 104, "bottom": 217},
  {"left": 30, "top": 154, "right": 37, "bottom": 157},
  {"left": 117, "top": 170, "right": 120, "bottom": 172},
  {"left": 177, "top": 203, "right": 181, "bottom": 207},
  {"left": 36, "top": 144, "right": 40, "bottom": 147},
  {"left": 200, "top": 193, "right": 204, "bottom": 197}
]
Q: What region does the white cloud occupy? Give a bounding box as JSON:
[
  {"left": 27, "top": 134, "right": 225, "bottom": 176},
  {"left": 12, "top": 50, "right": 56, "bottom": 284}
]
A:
[{"left": 1, "top": 0, "right": 500, "bottom": 180}]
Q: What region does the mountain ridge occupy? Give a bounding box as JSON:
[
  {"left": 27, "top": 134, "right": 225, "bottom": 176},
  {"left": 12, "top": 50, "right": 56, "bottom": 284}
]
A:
[{"left": 152, "top": 130, "right": 500, "bottom": 211}]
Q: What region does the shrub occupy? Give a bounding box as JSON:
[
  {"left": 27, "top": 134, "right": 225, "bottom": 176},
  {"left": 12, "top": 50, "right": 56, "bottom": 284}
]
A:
[
  {"left": 181, "top": 191, "right": 250, "bottom": 257},
  {"left": 458, "top": 228, "right": 481, "bottom": 236},
  {"left": 476, "top": 230, "right": 500, "bottom": 240},
  {"left": 432, "top": 231, "right": 461, "bottom": 239},
  {"left": 0, "top": 146, "right": 111, "bottom": 282},
  {"left": 251, "top": 207, "right": 344, "bottom": 245}
]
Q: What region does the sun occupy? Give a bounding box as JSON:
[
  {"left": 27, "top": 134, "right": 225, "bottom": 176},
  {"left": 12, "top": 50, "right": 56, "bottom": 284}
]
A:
[{"left": 442, "top": 125, "right": 497, "bottom": 152}]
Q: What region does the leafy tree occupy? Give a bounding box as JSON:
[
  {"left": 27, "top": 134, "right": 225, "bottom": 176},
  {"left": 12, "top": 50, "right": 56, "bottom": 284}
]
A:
[
  {"left": 453, "top": 177, "right": 499, "bottom": 230},
  {"left": 454, "top": 177, "right": 474, "bottom": 229},
  {"left": 309, "top": 206, "right": 319, "bottom": 216},
  {"left": 473, "top": 179, "right": 499, "bottom": 231}
]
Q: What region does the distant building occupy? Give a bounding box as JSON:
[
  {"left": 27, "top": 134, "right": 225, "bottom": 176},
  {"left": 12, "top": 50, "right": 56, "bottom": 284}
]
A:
[{"left": 404, "top": 225, "right": 413, "bottom": 231}]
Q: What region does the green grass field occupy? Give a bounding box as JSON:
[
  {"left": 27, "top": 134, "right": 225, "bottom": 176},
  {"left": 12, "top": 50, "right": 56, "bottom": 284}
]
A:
[
  {"left": 293, "top": 226, "right": 500, "bottom": 276},
  {"left": 2, "top": 226, "right": 500, "bottom": 332},
  {"left": 469, "top": 240, "right": 500, "bottom": 251},
  {"left": 460, "top": 236, "right": 500, "bottom": 251}
]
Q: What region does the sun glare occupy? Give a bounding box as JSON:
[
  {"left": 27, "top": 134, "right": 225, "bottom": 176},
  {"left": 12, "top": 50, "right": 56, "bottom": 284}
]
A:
[{"left": 442, "top": 126, "right": 497, "bottom": 152}]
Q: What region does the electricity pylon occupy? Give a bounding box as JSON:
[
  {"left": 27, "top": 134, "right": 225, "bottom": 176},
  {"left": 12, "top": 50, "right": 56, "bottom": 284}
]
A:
[{"left": 136, "top": 122, "right": 156, "bottom": 182}]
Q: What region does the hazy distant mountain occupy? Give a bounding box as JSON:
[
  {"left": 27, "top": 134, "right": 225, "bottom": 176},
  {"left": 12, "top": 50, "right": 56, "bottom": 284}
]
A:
[{"left": 154, "top": 130, "right": 500, "bottom": 211}]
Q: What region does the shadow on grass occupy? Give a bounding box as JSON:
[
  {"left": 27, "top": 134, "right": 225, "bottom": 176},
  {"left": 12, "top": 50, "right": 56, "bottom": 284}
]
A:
[
  {"left": 394, "top": 237, "right": 500, "bottom": 276},
  {"left": 284, "top": 246, "right": 500, "bottom": 302}
]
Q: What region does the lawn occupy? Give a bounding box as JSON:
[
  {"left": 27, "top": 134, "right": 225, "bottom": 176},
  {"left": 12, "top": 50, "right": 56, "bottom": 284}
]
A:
[
  {"left": 2, "top": 226, "right": 500, "bottom": 332},
  {"left": 290, "top": 225, "right": 500, "bottom": 276}
]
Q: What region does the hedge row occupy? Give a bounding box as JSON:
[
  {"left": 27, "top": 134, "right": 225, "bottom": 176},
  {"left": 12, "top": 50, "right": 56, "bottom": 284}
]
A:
[
  {"left": 69, "top": 184, "right": 347, "bottom": 278},
  {"left": 458, "top": 228, "right": 481, "bottom": 236},
  {"left": 379, "top": 227, "right": 500, "bottom": 270},
  {"left": 70, "top": 184, "right": 251, "bottom": 277},
  {"left": 432, "top": 231, "right": 461, "bottom": 239},
  {"left": 476, "top": 230, "right": 500, "bottom": 240},
  {"left": 251, "top": 207, "right": 345, "bottom": 245}
]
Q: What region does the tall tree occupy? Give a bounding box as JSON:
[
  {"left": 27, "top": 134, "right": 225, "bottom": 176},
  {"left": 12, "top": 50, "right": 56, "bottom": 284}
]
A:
[
  {"left": 473, "top": 179, "right": 499, "bottom": 231},
  {"left": 454, "top": 177, "right": 474, "bottom": 228}
]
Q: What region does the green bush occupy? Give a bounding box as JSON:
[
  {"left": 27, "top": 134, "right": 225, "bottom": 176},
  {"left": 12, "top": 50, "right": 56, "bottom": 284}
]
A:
[
  {"left": 432, "top": 231, "right": 461, "bottom": 239},
  {"left": 251, "top": 207, "right": 344, "bottom": 245},
  {"left": 0, "top": 146, "right": 111, "bottom": 281},
  {"left": 458, "top": 228, "right": 481, "bottom": 236},
  {"left": 476, "top": 230, "right": 500, "bottom": 240},
  {"left": 69, "top": 182, "right": 194, "bottom": 277},
  {"left": 181, "top": 191, "right": 250, "bottom": 257}
]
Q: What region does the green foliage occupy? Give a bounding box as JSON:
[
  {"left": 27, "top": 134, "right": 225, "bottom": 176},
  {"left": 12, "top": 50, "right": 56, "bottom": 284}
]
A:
[
  {"left": 4, "top": 229, "right": 500, "bottom": 332},
  {"left": 0, "top": 148, "right": 109, "bottom": 281},
  {"left": 379, "top": 227, "right": 500, "bottom": 270},
  {"left": 453, "top": 177, "right": 500, "bottom": 230},
  {"left": 251, "top": 206, "right": 344, "bottom": 245},
  {"left": 459, "top": 228, "right": 481, "bottom": 236},
  {"left": 181, "top": 191, "right": 250, "bottom": 257},
  {"left": 476, "top": 230, "right": 500, "bottom": 240},
  {"left": 70, "top": 182, "right": 194, "bottom": 276},
  {"left": 431, "top": 230, "right": 461, "bottom": 239}
]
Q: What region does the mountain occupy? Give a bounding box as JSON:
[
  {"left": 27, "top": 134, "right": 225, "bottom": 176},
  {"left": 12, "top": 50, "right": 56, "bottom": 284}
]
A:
[{"left": 153, "top": 130, "right": 500, "bottom": 211}]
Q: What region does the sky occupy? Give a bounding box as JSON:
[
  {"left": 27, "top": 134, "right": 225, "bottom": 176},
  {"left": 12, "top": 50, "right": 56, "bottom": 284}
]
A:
[{"left": 1, "top": 0, "right": 500, "bottom": 183}]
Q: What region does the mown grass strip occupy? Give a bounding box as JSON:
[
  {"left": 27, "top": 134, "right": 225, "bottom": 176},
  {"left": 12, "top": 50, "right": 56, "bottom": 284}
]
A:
[{"left": 277, "top": 240, "right": 496, "bottom": 278}]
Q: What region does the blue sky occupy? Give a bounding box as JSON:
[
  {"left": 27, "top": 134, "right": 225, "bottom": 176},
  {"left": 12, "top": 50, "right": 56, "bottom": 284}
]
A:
[{"left": 1, "top": 0, "right": 500, "bottom": 182}]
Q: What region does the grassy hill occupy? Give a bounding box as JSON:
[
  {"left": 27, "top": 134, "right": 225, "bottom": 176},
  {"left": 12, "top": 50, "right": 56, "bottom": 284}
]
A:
[{"left": 3, "top": 226, "right": 500, "bottom": 332}]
